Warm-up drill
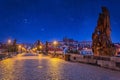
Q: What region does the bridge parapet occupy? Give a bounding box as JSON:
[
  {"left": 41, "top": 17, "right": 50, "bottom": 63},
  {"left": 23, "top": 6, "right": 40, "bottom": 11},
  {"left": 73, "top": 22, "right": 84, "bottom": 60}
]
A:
[{"left": 49, "top": 52, "right": 120, "bottom": 71}]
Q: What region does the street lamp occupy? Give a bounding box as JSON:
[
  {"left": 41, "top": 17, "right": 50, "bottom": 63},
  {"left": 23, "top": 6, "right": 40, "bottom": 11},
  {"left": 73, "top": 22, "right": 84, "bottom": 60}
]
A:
[
  {"left": 18, "top": 45, "right": 22, "bottom": 53},
  {"left": 39, "top": 45, "right": 42, "bottom": 53},
  {"left": 8, "top": 39, "right": 11, "bottom": 44},
  {"left": 39, "top": 46, "right": 42, "bottom": 49},
  {"left": 19, "top": 45, "right": 22, "bottom": 48},
  {"left": 53, "top": 41, "right": 58, "bottom": 56},
  {"left": 7, "top": 39, "right": 12, "bottom": 55},
  {"left": 32, "top": 48, "right": 35, "bottom": 51},
  {"left": 53, "top": 41, "right": 58, "bottom": 46}
]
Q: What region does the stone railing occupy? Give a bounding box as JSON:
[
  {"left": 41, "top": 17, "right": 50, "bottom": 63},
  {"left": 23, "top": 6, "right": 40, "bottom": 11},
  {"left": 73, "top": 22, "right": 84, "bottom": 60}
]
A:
[
  {"left": 69, "top": 54, "right": 120, "bottom": 71},
  {"left": 49, "top": 52, "right": 120, "bottom": 71},
  {"left": 0, "top": 52, "right": 18, "bottom": 60},
  {"left": 48, "top": 51, "right": 64, "bottom": 59},
  {"left": 0, "top": 53, "right": 7, "bottom": 60}
]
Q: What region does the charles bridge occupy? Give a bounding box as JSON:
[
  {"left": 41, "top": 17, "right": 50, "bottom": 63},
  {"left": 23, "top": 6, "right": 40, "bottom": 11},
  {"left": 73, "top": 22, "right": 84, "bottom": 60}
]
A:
[
  {"left": 0, "top": 53, "right": 120, "bottom": 80},
  {"left": 0, "top": 6, "right": 120, "bottom": 80}
]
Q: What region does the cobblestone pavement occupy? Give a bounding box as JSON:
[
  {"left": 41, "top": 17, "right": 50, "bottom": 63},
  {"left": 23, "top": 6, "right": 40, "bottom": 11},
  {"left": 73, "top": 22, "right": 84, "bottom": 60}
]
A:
[{"left": 0, "top": 53, "right": 120, "bottom": 80}]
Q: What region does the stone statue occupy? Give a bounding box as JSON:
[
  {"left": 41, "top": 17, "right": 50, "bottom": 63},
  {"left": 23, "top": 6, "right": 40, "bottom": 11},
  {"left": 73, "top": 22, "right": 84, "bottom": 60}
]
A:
[{"left": 92, "top": 7, "right": 115, "bottom": 56}]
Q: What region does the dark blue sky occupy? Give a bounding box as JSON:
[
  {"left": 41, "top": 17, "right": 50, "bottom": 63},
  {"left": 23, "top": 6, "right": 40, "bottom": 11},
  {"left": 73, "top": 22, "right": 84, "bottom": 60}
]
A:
[{"left": 0, "top": 0, "right": 120, "bottom": 43}]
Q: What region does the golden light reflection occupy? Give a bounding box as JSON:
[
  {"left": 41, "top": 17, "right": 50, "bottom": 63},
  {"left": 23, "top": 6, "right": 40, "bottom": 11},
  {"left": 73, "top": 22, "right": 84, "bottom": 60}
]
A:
[
  {"left": 48, "top": 58, "right": 62, "bottom": 79},
  {"left": 32, "top": 48, "right": 35, "bottom": 51},
  {"left": 37, "top": 66, "right": 43, "bottom": 69},
  {"left": 0, "top": 58, "right": 15, "bottom": 79}
]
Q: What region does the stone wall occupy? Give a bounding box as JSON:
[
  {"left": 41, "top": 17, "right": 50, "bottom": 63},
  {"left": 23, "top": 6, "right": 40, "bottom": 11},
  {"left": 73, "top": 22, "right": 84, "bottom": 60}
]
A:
[
  {"left": 0, "top": 52, "right": 18, "bottom": 60},
  {"left": 69, "top": 54, "right": 120, "bottom": 71},
  {"left": 50, "top": 53, "right": 120, "bottom": 71}
]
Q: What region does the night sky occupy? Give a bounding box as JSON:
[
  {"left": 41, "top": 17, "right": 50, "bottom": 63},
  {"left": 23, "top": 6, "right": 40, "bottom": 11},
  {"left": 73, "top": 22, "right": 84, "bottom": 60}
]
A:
[{"left": 0, "top": 0, "right": 120, "bottom": 43}]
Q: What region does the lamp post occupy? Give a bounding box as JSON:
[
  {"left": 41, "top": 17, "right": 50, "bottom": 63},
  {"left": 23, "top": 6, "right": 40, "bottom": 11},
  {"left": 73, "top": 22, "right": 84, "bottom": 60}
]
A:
[
  {"left": 19, "top": 45, "right": 22, "bottom": 53},
  {"left": 7, "top": 39, "right": 11, "bottom": 51},
  {"left": 35, "top": 47, "right": 37, "bottom": 53},
  {"left": 53, "top": 41, "right": 58, "bottom": 56},
  {"left": 7, "top": 39, "right": 11, "bottom": 57},
  {"left": 8, "top": 39, "right": 11, "bottom": 44},
  {"left": 39, "top": 45, "right": 42, "bottom": 53},
  {"left": 39, "top": 46, "right": 42, "bottom": 49}
]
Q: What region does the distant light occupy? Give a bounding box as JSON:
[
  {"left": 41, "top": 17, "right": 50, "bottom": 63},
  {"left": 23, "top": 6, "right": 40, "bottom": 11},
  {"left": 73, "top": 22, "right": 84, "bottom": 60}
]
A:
[
  {"left": 19, "top": 45, "right": 22, "bottom": 48},
  {"left": 83, "top": 48, "right": 87, "bottom": 50},
  {"left": 32, "top": 48, "right": 35, "bottom": 51},
  {"left": 53, "top": 41, "right": 58, "bottom": 46},
  {"left": 38, "top": 66, "right": 43, "bottom": 69},
  {"left": 39, "top": 46, "right": 42, "bottom": 49},
  {"left": 119, "top": 48, "right": 120, "bottom": 51},
  {"left": 8, "top": 39, "right": 11, "bottom": 44}
]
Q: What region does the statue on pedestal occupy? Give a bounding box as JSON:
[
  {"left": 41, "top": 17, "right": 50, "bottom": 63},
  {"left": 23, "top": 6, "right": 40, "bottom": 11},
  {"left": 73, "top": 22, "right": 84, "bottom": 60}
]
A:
[{"left": 92, "top": 7, "right": 115, "bottom": 56}]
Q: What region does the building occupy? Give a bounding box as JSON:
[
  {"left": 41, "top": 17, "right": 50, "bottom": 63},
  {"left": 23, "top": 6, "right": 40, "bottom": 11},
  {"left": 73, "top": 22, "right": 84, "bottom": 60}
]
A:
[
  {"left": 78, "top": 41, "right": 92, "bottom": 49},
  {"left": 114, "top": 43, "right": 120, "bottom": 56},
  {"left": 47, "top": 38, "right": 92, "bottom": 54},
  {"left": 80, "top": 48, "right": 93, "bottom": 55},
  {"left": 0, "top": 42, "right": 7, "bottom": 54}
]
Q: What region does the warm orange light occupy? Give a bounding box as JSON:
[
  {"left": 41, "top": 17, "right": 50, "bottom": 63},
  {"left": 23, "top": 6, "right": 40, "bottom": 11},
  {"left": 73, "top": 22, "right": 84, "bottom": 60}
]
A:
[
  {"left": 8, "top": 39, "right": 11, "bottom": 44},
  {"left": 32, "top": 48, "right": 34, "bottom": 50},
  {"left": 22, "top": 47, "right": 25, "bottom": 50},
  {"left": 19, "top": 45, "right": 22, "bottom": 48},
  {"left": 39, "top": 46, "right": 42, "bottom": 49},
  {"left": 119, "top": 49, "right": 120, "bottom": 51},
  {"left": 53, "top": 41, "right": 58, "bottom": 45}
]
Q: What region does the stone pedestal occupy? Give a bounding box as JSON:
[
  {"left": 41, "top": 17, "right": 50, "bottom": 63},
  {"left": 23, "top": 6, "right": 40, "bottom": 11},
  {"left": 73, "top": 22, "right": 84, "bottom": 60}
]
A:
[{"left": 64, "top": 54, "right": 70, "bottom": 61}]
